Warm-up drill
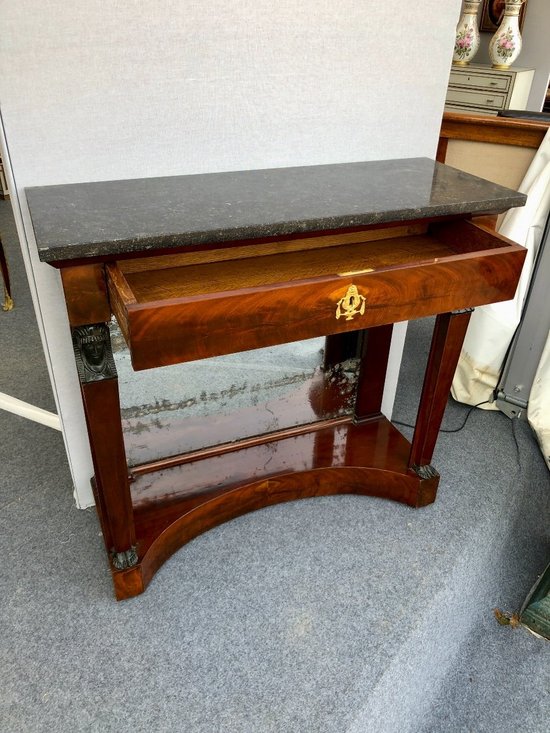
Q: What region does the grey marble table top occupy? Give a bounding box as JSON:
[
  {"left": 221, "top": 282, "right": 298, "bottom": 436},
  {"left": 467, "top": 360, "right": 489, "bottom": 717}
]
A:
[{"left": 26, "top": 157, "right": 526, "bottom": 263}]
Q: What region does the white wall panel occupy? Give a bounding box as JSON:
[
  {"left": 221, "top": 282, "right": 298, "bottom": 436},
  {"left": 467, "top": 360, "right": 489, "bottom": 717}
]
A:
[{"left": 0, "top": 0, "right": 462, "bottom": 506}]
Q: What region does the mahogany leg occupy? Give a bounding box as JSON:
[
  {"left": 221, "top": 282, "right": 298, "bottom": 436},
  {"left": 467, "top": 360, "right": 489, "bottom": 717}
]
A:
[
  {"left": 408, "top": 310, "right": 473, "bottom": 476},
  {"left": 73, "top": 323, "right": 137, "bottom": 570},
  {"left": 309, "top": 332, "right": 362, "bottom": 419},
  {"left": 322, "top": 332, "right": 361, "bottom": 371},
  {"left": 354, "top": 324, "right": 394, "bottom": 421}
]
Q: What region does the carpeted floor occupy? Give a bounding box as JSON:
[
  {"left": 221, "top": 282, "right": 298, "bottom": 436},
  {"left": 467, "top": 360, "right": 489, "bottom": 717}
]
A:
[{"left": 1, "top": 198, "right": 548, "bottom": 732}]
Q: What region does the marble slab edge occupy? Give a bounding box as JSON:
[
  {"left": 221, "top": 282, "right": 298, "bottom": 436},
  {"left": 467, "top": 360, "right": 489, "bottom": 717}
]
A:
[
  {"left": 26, "top": 158, "right": 527, "bottom": 264},
  {"left": 31, "top": 195, "right": 524, "bottom": 264}
]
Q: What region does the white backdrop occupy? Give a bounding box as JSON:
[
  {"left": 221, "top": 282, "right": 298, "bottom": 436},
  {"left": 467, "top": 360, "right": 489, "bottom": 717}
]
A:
[{"left": 0, "top": 1, "right": 462, "bottom": 506}]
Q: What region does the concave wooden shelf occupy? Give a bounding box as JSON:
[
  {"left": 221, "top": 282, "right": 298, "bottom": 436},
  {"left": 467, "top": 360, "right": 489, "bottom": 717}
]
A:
[
  {"left": 112, "top": 416, "right": 435, "bottom": 600},
  {"left": 107, "top": 219, "right": 524, "bottom": 371}
]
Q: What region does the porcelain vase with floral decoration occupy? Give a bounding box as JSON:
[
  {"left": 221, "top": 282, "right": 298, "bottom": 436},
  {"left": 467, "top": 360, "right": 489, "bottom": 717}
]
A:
[
  {"left": 453, "top": 1, "right": 481, "bottom": 66},
  {"left": 489, "top": 0, "right": 524, "bottom": 69}
]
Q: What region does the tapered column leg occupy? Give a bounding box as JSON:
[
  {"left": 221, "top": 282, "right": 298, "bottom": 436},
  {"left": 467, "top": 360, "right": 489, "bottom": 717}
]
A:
[
  {"left": 408, "top": 310, "right": 473, "bottom": 476},
  {"left": 354, "top": 324, "right": 394, "bottom": 421},
  {"left": 73, "top": 323, "right": 137, "bottom": 570},
  {"left": 310, "top": 332, "right": 363, "bottom": 419},
  {"left": 320, "top": 327, "right": 393, "bottom": 422},
  {"left": 322, "top": 332, "right": 361, "bottom": 371}
]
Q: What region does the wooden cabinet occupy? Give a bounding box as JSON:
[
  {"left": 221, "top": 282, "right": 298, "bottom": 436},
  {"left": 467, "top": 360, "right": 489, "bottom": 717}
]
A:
[
  {"left": 446, "top": 64, "right": 534, "bottom": 115},
  {"left": 26, "top": 158, "right": 526, "bottom": 600}
]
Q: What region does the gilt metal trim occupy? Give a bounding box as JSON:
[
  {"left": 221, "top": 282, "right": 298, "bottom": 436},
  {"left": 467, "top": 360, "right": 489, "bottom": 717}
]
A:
[
  {"left": 336, "top": 284, "right": 366, "bottom": 321},
  {"left": 111, "top": 546, "right": 138, "bottom": 570},
  {"left": 412, "top": 464, "right": 439, "bottom": 480}
]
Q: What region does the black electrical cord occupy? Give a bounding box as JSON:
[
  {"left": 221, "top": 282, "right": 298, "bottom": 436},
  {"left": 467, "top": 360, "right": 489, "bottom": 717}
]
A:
[
  {"left": 393, "top": 400, "right": 491, "bottom": 434},
  {"left": 510, "top": 413, "right": 522, "bottom": 464}
]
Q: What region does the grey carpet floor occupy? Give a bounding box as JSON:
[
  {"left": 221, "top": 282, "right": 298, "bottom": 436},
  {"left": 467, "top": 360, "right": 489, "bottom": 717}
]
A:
[{"left": 1, "top": 198, "right": 549, "bottom": 732}]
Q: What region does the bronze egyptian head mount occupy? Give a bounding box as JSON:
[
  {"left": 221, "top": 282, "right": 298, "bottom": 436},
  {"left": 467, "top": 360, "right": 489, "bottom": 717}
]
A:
[{"left": 72, "top": 323, "right": 117, "bottom": 382}]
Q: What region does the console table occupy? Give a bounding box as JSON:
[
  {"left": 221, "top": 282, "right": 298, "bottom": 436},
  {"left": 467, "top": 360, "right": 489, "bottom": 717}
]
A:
[{"left": 27, "top": 158, "right": 526, "bottom": 600}]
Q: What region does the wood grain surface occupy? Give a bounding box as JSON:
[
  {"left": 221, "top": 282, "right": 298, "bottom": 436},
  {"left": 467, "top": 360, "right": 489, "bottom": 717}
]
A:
[
  {"left": 439, "top": 111, "right": 549, "bottom": 153},
  {"left": 103, "top": 416, "right": 439, "bottom": 599},
  {"left": 107, "top": 220, "right": 525, "bottom": 370}
]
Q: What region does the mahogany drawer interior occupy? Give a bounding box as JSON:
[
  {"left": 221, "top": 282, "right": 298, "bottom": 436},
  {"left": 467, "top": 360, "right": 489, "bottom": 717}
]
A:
[{"left": 120, "top": 232, "right": 450, "bottom": 301}]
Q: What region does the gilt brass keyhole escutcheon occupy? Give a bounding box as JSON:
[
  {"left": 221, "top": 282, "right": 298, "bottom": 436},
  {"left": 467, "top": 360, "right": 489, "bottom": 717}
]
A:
[{"left": 335, "top": 284, "right": 366, "bottom": 321}]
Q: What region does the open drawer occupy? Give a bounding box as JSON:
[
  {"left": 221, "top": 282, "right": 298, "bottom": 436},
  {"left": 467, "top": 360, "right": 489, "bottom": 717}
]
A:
[{"left": 107, "top": 219, "right": 525, "bottom": 371}]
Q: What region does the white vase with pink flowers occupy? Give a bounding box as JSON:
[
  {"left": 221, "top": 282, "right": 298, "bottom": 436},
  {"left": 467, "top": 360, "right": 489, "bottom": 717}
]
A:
[
  {"left": 488, "top": 0, "right": 524, "bottom": 69},
  {"left": 452, "top": 1, "right": 481, "bottom": 66}
]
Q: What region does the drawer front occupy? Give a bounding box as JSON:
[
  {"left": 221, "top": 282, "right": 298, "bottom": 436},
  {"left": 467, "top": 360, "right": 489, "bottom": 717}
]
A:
[
  {"left": 109, "top": 234, "right": 525, "bottom": 371},
  {"left": 444, "top": 103, "right": 498, "bottom": 116},
  {"left": 446, "top": 87, "right": 507, "bottom": 110},
  {"left": 449, "top": 70, "right": 511, "bottom": 92}
]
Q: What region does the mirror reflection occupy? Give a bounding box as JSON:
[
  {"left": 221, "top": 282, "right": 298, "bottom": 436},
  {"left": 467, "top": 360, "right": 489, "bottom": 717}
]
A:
[{"left": 112, "top": 321, "right": 360, "bottom": 467}]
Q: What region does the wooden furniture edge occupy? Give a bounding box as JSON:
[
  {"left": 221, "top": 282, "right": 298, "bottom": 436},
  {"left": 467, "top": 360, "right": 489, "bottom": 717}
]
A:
[
  {"left": 110, "top": 416, "right": 439, "bottom": 599},
  {"left": 438, "top": 111, "right": 549, "bottom": 163},
  {"left": 132, "top": 465, "right": 438, "bottom": 600}
]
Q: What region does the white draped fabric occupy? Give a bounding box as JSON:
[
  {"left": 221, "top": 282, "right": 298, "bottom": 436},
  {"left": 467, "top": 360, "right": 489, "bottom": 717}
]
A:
[
  {"left": 528, "top": 332, "right": 550, "bottom": 469},
  {"left": 452, "top": 128, "right": 550, "bottom": 470}
]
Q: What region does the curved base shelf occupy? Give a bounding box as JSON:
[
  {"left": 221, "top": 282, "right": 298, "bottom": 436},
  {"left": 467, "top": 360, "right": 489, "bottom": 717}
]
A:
[{"left": 106, "top": 417, "right": 439, "bottom": 600}]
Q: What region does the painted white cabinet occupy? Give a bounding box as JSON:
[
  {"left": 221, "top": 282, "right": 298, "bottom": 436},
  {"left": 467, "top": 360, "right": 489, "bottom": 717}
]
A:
[{"left": 445, "top": 64, "right": 535, "bottom": 115}]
